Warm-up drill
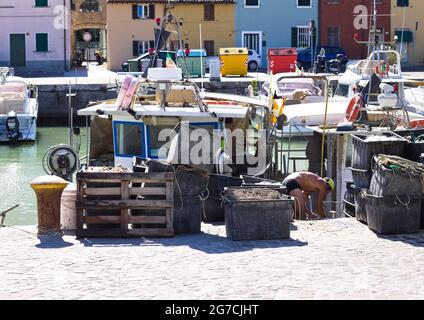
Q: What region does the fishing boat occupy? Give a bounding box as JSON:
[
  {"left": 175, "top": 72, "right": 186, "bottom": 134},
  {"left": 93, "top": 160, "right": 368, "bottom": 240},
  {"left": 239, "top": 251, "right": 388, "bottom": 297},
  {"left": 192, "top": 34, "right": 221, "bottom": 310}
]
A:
[
  {"left": 259, "top": 73, "right": 328, "bottom": 137},
  {"left": 0, "top": 67, "right": 38, "bottom": 142}
]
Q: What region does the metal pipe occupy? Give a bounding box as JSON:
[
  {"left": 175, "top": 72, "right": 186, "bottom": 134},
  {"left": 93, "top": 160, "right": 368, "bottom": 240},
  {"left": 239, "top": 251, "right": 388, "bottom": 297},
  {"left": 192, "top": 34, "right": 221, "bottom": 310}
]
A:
[{"left": 321, "top": 79, "right": 330, "bottom": 177}]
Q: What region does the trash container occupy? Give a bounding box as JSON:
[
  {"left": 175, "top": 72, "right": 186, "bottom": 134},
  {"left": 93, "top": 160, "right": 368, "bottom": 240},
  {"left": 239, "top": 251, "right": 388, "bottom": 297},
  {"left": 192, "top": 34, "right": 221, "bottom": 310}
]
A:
[
  {"left": 177, "top": 49, "right": 207, "bottom": 77},
  {"left": 219, "top": 48, "right": 248, "bottom": 77},
  {"left": 268, "top": 48, "right": 298, "bottom": 74},
  {"left": 127, "top": 57, "right": 140, "bottom": 72}
]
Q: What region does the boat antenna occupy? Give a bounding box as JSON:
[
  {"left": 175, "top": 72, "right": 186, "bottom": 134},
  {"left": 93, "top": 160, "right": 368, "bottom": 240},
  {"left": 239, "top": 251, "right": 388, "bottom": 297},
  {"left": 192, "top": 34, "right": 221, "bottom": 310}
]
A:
[
  {"left": 199, "top": 23, "right": 204, "bottom": 91},
  {"left": 399, "top": 2, "right": 407, "bottom": 62}
]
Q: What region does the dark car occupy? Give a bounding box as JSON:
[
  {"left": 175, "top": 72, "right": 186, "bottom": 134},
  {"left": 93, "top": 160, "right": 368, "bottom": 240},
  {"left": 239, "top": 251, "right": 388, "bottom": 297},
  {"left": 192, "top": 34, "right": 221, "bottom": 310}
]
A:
[
  {"left": 122, "top": 50, "right": 176, "bottom": 72},
  {"left": 297, "top": 46, "right": 348, "bottom": 70}
]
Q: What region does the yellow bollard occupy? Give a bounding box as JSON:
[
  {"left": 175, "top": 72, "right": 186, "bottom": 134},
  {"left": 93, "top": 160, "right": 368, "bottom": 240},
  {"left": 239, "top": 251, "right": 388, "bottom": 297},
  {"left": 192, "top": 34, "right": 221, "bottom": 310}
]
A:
[{"left": 30, "top": 175, "right": 68, "bottom": 235}]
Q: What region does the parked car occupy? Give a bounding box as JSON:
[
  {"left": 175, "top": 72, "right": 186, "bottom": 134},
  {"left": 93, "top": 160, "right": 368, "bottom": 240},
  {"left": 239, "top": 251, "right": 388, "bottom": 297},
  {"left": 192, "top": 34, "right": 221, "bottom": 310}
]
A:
[
  {"left": 121, "top": 50, "right": 176, "bottom": 72},
  {"left": 297, "top": 46, "right": 348, "bottom": 70},
  {"left": 247, "top": 49, "right": 262, "bottom": 71}
]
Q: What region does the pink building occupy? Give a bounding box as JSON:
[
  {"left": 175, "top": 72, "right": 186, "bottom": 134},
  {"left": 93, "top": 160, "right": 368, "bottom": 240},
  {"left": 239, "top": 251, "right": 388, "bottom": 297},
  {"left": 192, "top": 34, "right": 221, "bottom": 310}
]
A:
[{"left": 0, "top": 0, "right": 71, "bottom": 73}]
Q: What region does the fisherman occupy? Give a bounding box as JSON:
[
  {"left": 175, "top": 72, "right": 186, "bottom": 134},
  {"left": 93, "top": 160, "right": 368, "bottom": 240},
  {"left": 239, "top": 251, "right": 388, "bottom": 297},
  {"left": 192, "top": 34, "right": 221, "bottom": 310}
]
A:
[{"left": 283, "top": 172, "right": 335, "bottom": 220}]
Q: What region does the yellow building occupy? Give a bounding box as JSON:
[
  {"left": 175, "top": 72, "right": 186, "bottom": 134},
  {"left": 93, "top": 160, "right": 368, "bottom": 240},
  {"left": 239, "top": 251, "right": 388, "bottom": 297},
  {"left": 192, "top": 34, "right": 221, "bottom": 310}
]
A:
[
  {"left": 392, "top": 0, "right": 424, "bottom": 65},
  {"left": 107, "top": 0, "right": 236, "bottom": 71}
]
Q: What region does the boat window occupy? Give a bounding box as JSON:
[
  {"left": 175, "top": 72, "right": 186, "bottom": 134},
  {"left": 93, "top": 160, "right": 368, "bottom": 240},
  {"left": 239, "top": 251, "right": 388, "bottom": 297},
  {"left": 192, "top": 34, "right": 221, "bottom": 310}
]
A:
[
  {"left": 147, "top": 125, "right": 177, "bottom": 159},
  {"left": 114, "top": 122, "right": 144, "bottom": 157},
  {"left": 334, "top": 84, "right": 349, "bottom": 97}
]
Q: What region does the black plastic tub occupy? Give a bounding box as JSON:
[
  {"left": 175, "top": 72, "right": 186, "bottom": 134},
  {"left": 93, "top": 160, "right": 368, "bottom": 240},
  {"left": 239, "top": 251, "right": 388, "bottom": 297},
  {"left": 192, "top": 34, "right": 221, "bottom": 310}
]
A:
[
  {"left": 174, "top": 196, "right": 202, "bottom": 234},
  {"left": 365, "top": 194, "right": 421, "bottom": 235},
  {"left": 202, "top": 197, "right": 225, "bottom": 222},
  {"left": 369, "top": 161, "right": 422, "bottom": 197},
  {"left": 223, "top": 194, "right": 293, "bottom": 241},
  {"left": 350, "top": 167, "right": 372, "bottom": 189},
  {"left": 343, "top": 199, "right": 355, "bottom": 217},
  {"left": 344, "top": 181, "right": 355, "bottom": 205},
  {"left": 351, "top": 133, "right": 407, "bottom": 170},
  {"left": 354, "top": 188, "right": 368, "bottom": 224},
  {"left": 208, "top": 174, "right": 243, "bottom": 198}
]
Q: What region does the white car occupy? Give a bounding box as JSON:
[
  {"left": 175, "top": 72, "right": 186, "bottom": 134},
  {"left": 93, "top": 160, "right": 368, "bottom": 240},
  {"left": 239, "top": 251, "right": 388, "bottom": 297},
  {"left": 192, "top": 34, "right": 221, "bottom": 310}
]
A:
[{"left": 247, "top": 49, "right": 262, "bottom": 71}]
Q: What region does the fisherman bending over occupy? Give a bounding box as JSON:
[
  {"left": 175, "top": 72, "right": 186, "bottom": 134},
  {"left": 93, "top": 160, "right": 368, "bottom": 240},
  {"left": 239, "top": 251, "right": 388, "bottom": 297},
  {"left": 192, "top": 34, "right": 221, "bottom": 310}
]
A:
[{"left": 283, "top": 172, "right": 335, "bottom": 220}]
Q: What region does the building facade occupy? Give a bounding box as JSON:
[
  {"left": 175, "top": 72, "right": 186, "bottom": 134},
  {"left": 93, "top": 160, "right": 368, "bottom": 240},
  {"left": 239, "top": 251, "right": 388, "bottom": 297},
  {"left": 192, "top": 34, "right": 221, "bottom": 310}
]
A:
[
  {"left": 391, "top": 0, "right": 424, "bottom": 65},
  {"left": 71, "top": 0, "right": 107, "bottom": 63},
  {"left": 0, "top": 0, "right": 71, "bottom": 73},
  {"left": 320, "top": 0, "right": 391, "bottom": 59},
  {"left": 235, "top": 0, "right": 318, "bottom": 67},
  {"left": 107, "top": 0, "right": 235, "bottom": 71}
]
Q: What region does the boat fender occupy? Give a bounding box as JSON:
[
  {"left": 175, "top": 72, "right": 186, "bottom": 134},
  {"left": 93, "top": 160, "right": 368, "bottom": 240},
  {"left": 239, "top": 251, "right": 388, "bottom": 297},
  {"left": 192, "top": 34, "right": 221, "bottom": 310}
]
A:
[
  {"left": 410, "top": 119, "right": 424, "bottom": 129},
  {"left": 345, "top": 94, "right": 362, "bottom": 122}
]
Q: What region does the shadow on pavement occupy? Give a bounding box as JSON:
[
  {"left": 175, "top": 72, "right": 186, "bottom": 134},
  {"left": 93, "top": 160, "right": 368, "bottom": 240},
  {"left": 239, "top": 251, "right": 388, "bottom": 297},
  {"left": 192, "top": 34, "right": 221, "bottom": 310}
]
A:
[
  {"left": 36, "top": 235, "right": 74, "bottom": 249},
  {"left": 77, "top": 230, "right": 307, "bottom": 254},
  {"left": 377, "top": 233, "right": 424, "bottom": 248}
]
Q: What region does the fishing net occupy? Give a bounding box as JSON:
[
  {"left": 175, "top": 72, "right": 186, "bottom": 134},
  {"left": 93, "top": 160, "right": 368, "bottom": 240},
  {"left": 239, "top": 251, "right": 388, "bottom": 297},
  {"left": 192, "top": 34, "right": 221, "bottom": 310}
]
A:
[{"left": 374, "top": 154, "right": 424, "bottom": 178}]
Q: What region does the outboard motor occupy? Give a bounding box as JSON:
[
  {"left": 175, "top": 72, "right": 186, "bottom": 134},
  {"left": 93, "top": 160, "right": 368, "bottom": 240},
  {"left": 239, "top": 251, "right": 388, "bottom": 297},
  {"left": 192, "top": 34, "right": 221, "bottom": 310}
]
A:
[{"left": 6, "top": 111, "right": 20, "bottom": 142}]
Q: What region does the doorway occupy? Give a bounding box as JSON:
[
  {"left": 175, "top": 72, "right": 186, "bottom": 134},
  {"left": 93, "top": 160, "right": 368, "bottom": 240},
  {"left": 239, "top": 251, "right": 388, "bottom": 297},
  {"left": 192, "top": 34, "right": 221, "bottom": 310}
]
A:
[{"left": 10, "top": 34, "right": 26, "bottom": 67}]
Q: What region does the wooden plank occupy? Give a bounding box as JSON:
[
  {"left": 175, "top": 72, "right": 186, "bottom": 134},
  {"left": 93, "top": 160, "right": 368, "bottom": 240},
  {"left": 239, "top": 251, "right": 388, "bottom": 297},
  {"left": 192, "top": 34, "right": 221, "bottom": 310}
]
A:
[
  {"left": 121, "top": 180, "right": 130, "bottom": 231},
  {"left": 84, "top": 188, "right": 121, "bottom": 196},
  {"left": 77, "top": 172, "right": 175, "bottom": 182},
  {"left": 129, "top": 216, "right": 167, "bottom": 224},
  {"left": 76, "top": 181, "right": 84, "bottom": 230},
  {"left": 166, "top": 182, "right": 174, "bottom": 229},
  {"left": 130, "top": 187, "right": 166, "bottom": 196},
  {"left": 83, "top": 216, "right": 121, "bottom": 224},
  {"left": 76, "top": 227, "right": 174, "bottom": 238},
  {"left": 76, "top": 200, "right": 173, "bottom": 209}
]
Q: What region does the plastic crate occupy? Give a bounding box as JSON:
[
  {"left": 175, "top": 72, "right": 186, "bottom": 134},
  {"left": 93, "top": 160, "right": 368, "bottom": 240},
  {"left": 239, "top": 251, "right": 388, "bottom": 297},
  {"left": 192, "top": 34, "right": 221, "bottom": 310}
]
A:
[
  {"left": 350, "top": 167, "right": 372, "bottom": 189},
  {"left": 351, "top": 133, "right": 407, "bottom": 170},
  {"left": 365, "top": 193, "right": 421, "bottom": 235},
  {"left": 224, "top": 194, "right": 293, "bottom": 241},
  {"left": 354, "top": 188, "right": 368, "bottom": 224}
]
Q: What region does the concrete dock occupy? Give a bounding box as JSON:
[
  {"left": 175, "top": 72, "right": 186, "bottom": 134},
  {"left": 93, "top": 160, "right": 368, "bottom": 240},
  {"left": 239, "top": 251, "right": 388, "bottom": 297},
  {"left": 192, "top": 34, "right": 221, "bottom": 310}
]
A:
[{"left": 1, "top": 219, "right": 423, "bottom": 300}]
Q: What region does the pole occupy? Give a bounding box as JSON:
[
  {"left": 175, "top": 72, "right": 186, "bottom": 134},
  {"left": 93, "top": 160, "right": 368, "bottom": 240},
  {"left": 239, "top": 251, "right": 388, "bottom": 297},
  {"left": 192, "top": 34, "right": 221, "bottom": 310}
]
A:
[
  {"left": 321, "top": 79, "right": 330, "bottom": 178},
  {"left": 199, "top": 24, "right": 204, "bottom": 90},
  {"left": 68, "top": 81, "right": 72, "bottom": 147}
]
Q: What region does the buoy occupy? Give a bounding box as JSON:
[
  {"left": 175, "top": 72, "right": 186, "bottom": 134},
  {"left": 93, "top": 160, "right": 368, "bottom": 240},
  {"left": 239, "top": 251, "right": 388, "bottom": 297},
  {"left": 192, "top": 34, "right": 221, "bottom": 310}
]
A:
[
  {"left": 410, "top": 119, "right": 424, "bottom": 129},
  {"left": 345, "top": 94, "right": 362, "bottom": 122}
]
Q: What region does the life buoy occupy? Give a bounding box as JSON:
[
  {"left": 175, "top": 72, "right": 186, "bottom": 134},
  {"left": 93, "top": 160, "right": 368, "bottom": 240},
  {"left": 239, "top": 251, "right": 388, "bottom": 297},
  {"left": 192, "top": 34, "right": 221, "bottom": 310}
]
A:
[
  {"left": 410, "top": 119, "right": 424, "bottom": 129},
  {"left": 345, "top": 94, "right": 362, "bottom": 122}
]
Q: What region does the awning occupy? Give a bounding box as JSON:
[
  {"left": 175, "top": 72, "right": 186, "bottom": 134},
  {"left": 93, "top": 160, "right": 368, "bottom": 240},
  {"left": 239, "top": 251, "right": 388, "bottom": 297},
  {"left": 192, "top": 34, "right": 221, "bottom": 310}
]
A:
[{"left": 395, "top": 30, "right": 413, "bottom": 43}]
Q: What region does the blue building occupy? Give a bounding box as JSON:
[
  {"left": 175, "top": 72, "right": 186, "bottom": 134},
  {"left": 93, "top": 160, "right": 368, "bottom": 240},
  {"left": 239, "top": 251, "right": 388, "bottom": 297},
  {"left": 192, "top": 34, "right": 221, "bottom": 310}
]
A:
[{"left": 235, "top": 0, "right": 318, "bottom": 68}]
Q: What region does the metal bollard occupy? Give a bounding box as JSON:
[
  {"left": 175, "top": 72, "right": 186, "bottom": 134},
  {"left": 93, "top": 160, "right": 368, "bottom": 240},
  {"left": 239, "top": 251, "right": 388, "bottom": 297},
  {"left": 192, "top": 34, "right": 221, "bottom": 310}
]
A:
[{"left": 30, "top": 175, "right": 68, "bottom": 235}]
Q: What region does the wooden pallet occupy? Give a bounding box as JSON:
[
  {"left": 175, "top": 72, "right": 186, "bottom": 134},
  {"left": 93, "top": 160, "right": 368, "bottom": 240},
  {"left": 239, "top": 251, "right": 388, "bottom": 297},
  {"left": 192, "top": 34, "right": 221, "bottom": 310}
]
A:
[{"left": 76, "top": 172, "right": 174, "bottom": 238}]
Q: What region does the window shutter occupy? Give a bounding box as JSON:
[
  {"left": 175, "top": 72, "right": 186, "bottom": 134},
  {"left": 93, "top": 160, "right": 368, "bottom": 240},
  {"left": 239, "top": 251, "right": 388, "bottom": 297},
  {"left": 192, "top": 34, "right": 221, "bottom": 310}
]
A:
[
  {"left": 132, "top": 4, "right": 138, "bottom": 19},
  {"left": 291, "top": 27, "right": 298, "bottom": 48},
  {"left": 149, "top": 4, "right": 155, "bottom": 19},
  {"left": 133, "top": 41, "right": 139, "bottom": 56}
]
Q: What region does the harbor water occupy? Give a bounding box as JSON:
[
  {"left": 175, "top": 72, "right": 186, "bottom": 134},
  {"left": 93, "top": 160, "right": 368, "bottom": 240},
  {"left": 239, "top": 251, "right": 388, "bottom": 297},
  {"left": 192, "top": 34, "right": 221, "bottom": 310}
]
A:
[{"left": 0, "top": 127, "right": 87, "bottom": 226}]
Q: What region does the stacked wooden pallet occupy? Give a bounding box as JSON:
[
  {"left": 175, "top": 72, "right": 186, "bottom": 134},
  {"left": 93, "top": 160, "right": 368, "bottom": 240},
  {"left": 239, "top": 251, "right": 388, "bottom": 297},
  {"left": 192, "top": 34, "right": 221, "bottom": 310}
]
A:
[{"left": 76, "top": 172, "right": 174, "bottom": 238}]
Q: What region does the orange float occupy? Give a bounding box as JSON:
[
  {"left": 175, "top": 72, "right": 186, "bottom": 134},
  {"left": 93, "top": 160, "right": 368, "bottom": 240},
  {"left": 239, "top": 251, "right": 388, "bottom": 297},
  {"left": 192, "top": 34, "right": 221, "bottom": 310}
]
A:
[{"left": 345, "top": 94, "right": 363, "bottom": 122}]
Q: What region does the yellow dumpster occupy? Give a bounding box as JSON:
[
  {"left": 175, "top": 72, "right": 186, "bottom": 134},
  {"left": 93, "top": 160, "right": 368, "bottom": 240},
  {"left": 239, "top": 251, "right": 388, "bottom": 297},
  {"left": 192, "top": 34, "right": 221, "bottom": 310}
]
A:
[{"left": 219, "top": 48, "right": 248, "bottom": 77}]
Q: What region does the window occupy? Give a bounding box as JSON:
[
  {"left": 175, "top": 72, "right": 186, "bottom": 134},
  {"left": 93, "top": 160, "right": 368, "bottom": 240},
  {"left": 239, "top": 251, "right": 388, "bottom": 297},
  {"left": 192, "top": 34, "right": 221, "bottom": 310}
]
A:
[
  {"left": 297, "top": 0, "right": 311, "bottom": 8},
  {"left": 133, "top": 40, "right": 155, "bottom": 56},
  {"left": 204, "top": 40, "right": 214, "bottom": 56},
  {"left": 36, "top": 33, "right": 48, "bottom": 52},
  {"left": 296, "top": 26, "right": 310, "bottom": 48},
  {"left": 397, "top": 0, "right": 409, "bottom": 7},
  {"left": 132, "top": 4, "right": 155, "bottom": 19},
  {"left": 0, "top": 0, "right": 15, "bottom": 7},
  {"left": 242, "top": 32, "right": 261, "bottom": 53},
  {"left": 80, "top": 0, "right": 100, "bottom": 12},
  {"left": 328, "top": 27, "right": 340, "bottom": 46},
  {"left": 244, "top": 0, "right": 259, "bottom": 8},
  {"left": 114, "top": 122, "right": 145, "bottom": 158},
  {"left": 35, "top": 0, "right": 47, "bottom": 7},
  {"left": 204, "top": 4, "right": 215, "bottom": 21},
  {"left": 147, "top": 125, "right": 176, "bottom": 159}
]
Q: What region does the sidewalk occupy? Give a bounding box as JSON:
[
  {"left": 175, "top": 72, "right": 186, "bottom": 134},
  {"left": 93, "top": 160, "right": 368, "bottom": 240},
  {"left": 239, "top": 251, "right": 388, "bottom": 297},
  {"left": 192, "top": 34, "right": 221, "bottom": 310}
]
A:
[{"left": 1, "top": 219, "right": 423, "bottom": 300}]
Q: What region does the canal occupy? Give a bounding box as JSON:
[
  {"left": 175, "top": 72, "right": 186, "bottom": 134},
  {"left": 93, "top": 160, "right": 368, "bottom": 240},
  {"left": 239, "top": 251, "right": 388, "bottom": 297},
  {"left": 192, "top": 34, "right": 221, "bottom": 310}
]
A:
[{"left": 0, "top": 127, "right": 87, "bottom": 226}]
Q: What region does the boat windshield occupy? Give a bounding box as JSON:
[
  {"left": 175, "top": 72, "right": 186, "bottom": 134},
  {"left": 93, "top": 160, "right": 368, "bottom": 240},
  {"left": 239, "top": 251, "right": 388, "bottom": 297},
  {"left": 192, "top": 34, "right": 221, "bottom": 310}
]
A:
[
  {"left": 277, "top": 78, "right": 321, "bottom": 96},
  {"left": 334, "top": 84, "right": 350, "bottom": 97}
]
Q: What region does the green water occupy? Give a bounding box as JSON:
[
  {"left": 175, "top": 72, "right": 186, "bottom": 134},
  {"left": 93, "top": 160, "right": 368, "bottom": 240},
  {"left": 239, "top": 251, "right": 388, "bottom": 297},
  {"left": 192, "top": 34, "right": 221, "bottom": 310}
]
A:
[{"left": 0, "top": 127, "right": 87, "bottom": 226}]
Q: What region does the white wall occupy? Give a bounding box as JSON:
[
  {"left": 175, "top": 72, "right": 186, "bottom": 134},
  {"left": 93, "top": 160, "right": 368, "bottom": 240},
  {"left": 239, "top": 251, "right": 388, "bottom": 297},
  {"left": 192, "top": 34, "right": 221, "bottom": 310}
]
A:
[{"left": 0, "top": 0, "right": 71, "bottom": 71}]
